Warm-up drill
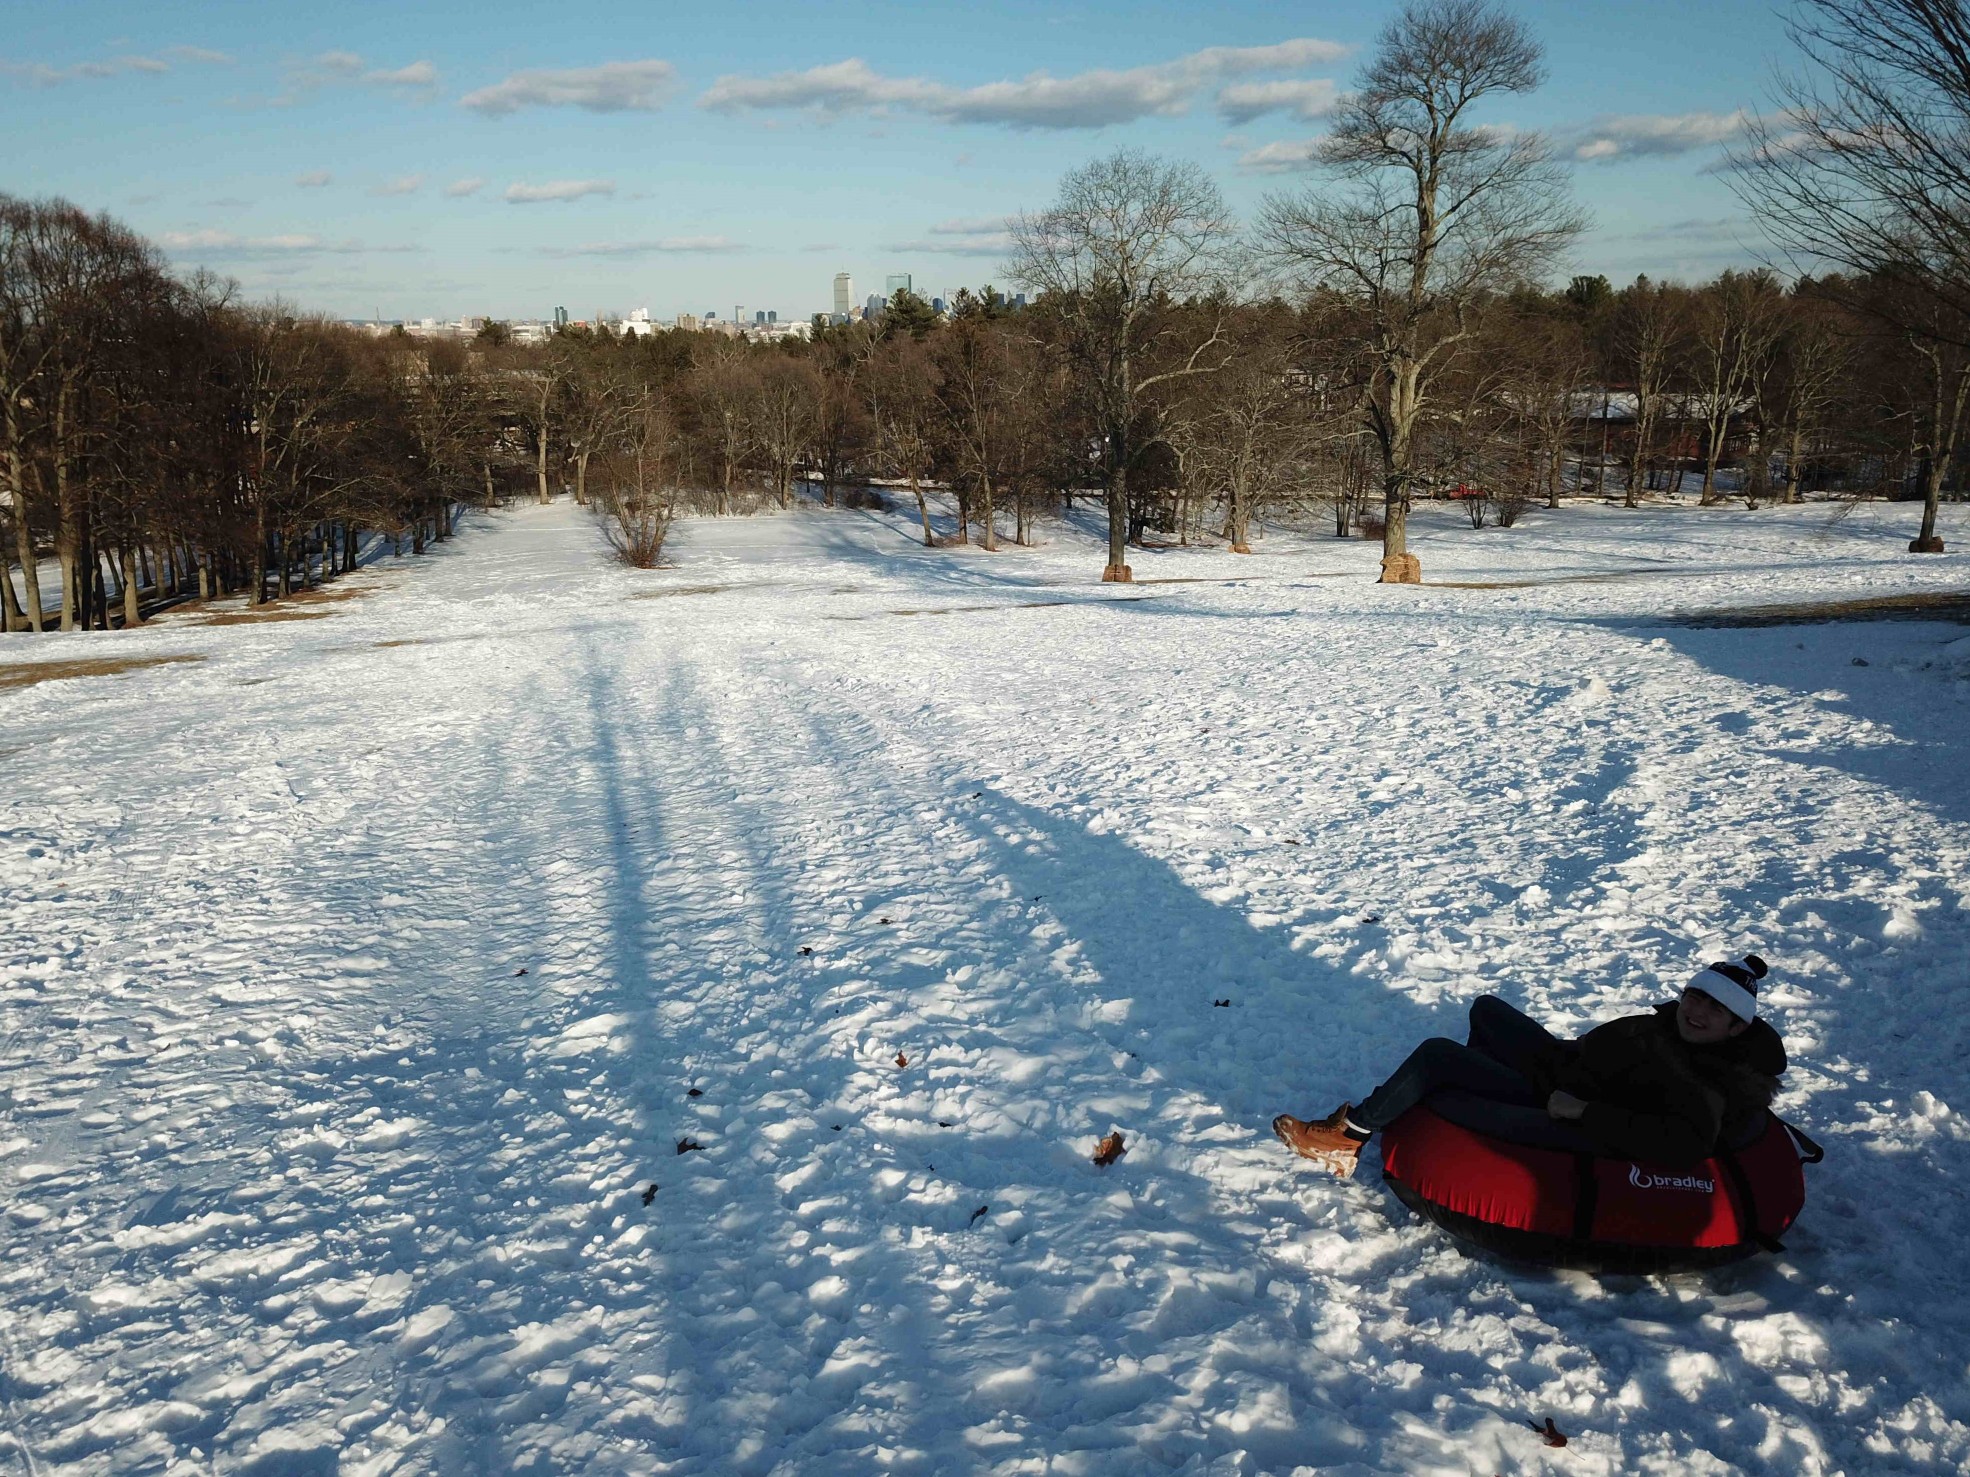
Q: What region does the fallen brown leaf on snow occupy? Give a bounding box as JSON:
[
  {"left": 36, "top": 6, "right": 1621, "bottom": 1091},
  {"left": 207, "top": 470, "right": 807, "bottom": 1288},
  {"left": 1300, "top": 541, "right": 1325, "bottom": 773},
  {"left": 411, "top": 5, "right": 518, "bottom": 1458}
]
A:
[
  {"left": 1529, "top": 1417, "right": 1568, "bottom": 1448},
  {"left": 895, "top": 1052, "right": 909, "bottom": 1068},
  {"left": 1092, "top": 1131, "right": 1127, "bottom": 1166}
]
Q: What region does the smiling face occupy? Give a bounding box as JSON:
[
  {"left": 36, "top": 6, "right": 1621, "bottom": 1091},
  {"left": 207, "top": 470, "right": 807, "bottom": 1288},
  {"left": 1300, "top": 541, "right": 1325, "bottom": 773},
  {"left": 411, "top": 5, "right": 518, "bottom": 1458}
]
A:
[{"left": 1677, "top": 986, "right": 1752, "bottom": 1045}]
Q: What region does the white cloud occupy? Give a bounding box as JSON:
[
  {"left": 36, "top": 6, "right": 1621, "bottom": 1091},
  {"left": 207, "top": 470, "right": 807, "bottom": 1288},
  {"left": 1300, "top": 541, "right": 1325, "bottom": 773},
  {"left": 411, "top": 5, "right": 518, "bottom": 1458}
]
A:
[
  {"left": 1235, "top": 138, "right": 1324, "bottom": 174},
  {"left": 542, "top": 236, "right": 745, "bottom": 256},
  {"left": 371, "top": 174, "right": 426, "bottom": 197},
  {"left": 0, "top": 45, "right": 229, "bottom": 85},
  {"left": 295, "top": 170, "right": 333, "bottom": 188},
  {"left": 461, "top": 61, "right": 676, "bottom": 116},
  {"left": 700, "top": 38, "right": 1349, "bottom": 130},
  {"left": 885, "top": 217, "right": 1014, "bottom": 255},
  {"left": 313, "top": 51, "right": 365, "bottom": 76},
  {"left": 1562, "top": 110, "right": 1748, "bottom": 163},
  {"left": 1216, "top": 78, "right": 1338, "bottom": 124},
  {"left": 156, "top": 230, "right": 409, "bottom": 259},
  {"left": 504, "top": 179, "right": 617, "bottom": 203},
  {"left": 444, "top": 177, "right": 486, "bottom": 197},
  {"left": 365, "top": 60, "right": 439, "bottom": 91}
]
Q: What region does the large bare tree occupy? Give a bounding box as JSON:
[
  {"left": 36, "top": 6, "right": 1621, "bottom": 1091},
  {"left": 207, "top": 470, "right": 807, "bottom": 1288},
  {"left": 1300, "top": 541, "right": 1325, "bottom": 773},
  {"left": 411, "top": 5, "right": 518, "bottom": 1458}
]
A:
[
  {"left": 1006, "top": 149, "right": 1236, "bottom": 582},
  {"left": 1256, "top": 0, "right": 1584, "bottom": 581},
  {"left": 1730, "top": 0, "right": 1970, "bottom": 547}
]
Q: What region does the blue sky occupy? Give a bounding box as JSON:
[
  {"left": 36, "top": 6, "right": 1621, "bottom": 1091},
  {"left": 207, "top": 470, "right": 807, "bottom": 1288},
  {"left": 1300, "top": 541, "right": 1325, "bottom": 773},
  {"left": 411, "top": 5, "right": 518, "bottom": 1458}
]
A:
[{"left": 4, "top": 0, "right": 1797, "bottom": 321}]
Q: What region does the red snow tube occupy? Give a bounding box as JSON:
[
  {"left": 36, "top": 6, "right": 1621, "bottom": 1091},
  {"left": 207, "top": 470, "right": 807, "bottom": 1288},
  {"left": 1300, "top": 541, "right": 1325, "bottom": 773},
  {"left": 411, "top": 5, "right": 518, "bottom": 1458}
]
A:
[{"left": 1380, "top": 1105, "right": 1821, "bottom": 1273}]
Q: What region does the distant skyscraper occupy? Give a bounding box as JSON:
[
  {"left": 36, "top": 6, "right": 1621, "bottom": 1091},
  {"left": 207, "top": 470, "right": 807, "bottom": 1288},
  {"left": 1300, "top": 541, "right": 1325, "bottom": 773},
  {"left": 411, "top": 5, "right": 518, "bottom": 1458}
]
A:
[
  {"left": 866, "top": 294, "right": 887, "bottom": 317},
  {"left": 885, "top": 273, "right": 912, "bottom": 296},
  {"left": 833, "top": 273, "right": 853, "bottom": 318},
  {"left": 553, "top": 306, "right": 568, "bottom": 329},
  {"left": 767, "top": 310, "right": 777, "bottom": 324},
  {"left": 734, "top": 305, "right": 744, "bottom": 327},
  {"left": 754, "top": 311, "right": 767, "bottom": 325}
]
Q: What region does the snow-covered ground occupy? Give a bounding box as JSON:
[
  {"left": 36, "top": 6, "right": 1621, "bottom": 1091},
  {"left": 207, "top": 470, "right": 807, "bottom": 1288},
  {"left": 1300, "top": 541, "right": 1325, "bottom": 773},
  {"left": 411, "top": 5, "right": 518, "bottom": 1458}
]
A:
[{"left": 2, "top": 496, "right": 1967, "bottom": 1476}]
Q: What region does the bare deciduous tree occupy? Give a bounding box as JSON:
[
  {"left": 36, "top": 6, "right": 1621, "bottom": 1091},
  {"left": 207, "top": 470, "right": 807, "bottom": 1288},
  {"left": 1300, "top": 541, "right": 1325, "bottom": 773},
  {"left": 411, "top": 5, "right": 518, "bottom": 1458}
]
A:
[
  {"left": 1257, "top": 0, "right": 1584, "bottom": 581},
  {"left": 1730, "top": 0, "right": 1970, "bottom": 547},
  {"left": 1007, "top": 148, "right": 1236, "bottom": 582}
]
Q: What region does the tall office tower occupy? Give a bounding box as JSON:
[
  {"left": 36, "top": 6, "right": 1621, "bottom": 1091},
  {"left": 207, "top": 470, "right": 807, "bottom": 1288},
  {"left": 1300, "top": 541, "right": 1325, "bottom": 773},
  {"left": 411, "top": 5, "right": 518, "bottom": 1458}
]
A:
[
  {"left": 553, "top": 306, "right": 569, "bottom": 329},
  {"left": 833, "top": 273, "right": 853, "bottom": 318},
  {"left": 755, "top": 311, "right": 767, "bottom": 325},
  {"left": 885, "top": 273, "right": 912, "bottom": 295},
  {"left": 734, "top": 305, "right": 744, "bottom": 327}
]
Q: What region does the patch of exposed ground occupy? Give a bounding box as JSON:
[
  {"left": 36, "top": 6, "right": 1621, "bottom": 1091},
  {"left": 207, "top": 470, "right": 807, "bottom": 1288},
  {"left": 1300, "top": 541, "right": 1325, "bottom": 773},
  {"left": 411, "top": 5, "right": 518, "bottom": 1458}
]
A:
[
  {"left": 0, "top": 653, "right": 206, "bottom": 691},
  {"left": 1676, "top": 589, "right": 1970, "bottom": 627},
  {"left": 176, "top": 582, "right": 379, "bottom": 627}
]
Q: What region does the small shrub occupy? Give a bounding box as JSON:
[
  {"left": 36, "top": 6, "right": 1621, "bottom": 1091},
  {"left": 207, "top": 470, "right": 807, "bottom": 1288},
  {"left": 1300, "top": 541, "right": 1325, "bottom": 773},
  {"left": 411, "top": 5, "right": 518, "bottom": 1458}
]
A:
[
  {"left": 599, "top": 488, "right": 674, "bottom": 568},
  {"left": 841, "top": 486, "right": 889, "bottom": 511},
  {"left": 1496, "top": 491, "right": 1530, "bottom": 528},
  {"left": 1357, "top": 512, "right": 1386, "bottom": 540}
]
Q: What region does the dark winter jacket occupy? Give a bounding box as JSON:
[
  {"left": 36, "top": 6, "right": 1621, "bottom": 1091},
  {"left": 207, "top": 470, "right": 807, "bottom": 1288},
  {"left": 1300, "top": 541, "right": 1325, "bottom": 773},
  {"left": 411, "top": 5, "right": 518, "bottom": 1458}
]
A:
[{"left": 1536, "top": 1003, "right": 1787, "bottom": 1165}]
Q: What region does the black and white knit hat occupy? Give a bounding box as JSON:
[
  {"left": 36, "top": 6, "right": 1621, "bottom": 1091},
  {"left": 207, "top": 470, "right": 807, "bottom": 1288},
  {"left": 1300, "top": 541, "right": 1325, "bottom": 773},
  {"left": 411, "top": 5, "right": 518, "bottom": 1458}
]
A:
[{"left": 1688, "top": 954, "right": 1769, "bottom": 1022}]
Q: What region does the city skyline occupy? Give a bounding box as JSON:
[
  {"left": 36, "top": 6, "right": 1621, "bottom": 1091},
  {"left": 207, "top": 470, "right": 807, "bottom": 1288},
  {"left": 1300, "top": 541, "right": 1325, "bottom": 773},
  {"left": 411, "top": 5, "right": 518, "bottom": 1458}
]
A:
[{"left": 5, "top": 1, "right": 1798, "bottom": 319}]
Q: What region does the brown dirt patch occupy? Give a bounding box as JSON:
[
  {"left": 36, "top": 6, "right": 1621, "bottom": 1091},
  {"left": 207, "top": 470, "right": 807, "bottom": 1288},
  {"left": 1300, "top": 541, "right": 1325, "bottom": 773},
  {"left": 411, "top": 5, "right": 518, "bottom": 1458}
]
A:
[
  {"left": 178, "top": 583, "right": 375, "bottom": 627},
  {"left": 1678, "top": 589, "right": 1970, "bottom": 627},
  {"left": 630, "top": 584, "right": 741, "bottom": 600},
  {"left": 0, "top": 653, "right": 206, "bottom": 691}
]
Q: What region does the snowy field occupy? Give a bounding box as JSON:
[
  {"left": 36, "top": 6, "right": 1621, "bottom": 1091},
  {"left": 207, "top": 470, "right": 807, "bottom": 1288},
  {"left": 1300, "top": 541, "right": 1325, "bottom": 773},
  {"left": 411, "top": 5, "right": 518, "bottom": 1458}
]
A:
[{"left": 2, "top": 495, "right": 1968, "bottom": 1476}]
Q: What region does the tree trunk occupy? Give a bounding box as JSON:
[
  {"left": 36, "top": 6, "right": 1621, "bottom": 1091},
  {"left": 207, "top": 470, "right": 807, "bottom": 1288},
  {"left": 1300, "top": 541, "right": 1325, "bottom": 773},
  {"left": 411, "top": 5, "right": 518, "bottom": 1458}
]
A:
[
  {"left": 120, "top": 544, "right": 142, "bottom": 627},
  {"left": 575, "top": 450, "right": 591, "bottom": 507},
  {"left": 536, "top": 385, "right": 552, "bottom": 504},
  {"left": 7, "top": 484, "right": 41, "bottom": 631},
  {"left": 911, "top": 475, "right": 934, "bottom": 546},
  {"left": 250, "top": 503, "right": 268, "bottom": 606},
  {"left": 979, "top": 474, "right": 997, "bottom": 552},
  {"left": 1103, "top": 424, "right": 1132, "bottom": 581},
  {"left": 1, "top": 560, "right": 23, "bottom": 631}
]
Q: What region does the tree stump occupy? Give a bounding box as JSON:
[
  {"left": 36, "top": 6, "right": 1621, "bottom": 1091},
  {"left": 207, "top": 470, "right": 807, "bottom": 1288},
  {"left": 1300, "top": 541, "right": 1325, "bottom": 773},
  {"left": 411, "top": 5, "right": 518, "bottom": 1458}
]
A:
[
  {"left": 1379, "top": 552, "right": 1422, "bottom": 584},
  {"left": 1909, "top": 536, "right": 1948, "bottom": 553},
  {"left": 1229, "top": 543, "right": 1253, "bottom": 555},
  {"left": 1101, "top": 564, "right": 1134, "bottom": 582}
]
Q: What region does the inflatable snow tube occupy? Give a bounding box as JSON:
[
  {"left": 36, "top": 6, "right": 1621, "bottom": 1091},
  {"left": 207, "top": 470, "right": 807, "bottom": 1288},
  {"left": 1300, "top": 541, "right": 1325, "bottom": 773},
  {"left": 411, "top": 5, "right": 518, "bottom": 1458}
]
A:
[{"left": 1379, "top": 1098, "right": 1822, "bottom": 1273}]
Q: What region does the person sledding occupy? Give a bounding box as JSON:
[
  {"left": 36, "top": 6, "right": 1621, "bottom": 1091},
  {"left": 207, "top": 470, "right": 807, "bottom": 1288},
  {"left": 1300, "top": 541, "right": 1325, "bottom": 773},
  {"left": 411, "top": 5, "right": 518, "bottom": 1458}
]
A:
[{"left": 1273, "top": 955, "right": 1788, "bottom": 1177}]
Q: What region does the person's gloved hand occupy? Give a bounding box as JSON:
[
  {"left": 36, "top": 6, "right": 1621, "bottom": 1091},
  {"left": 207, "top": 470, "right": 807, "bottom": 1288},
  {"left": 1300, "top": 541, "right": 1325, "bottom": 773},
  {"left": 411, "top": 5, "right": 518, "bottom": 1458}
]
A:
[{"left": 1546, "top": 1090, "right": 1588, "bottom": 1121}]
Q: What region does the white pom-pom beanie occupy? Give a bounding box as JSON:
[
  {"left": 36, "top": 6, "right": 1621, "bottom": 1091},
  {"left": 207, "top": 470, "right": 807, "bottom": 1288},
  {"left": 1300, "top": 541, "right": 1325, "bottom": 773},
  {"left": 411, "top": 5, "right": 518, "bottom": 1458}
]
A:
[{"left": 1688, "top": 954, "right": 1769, "bottom": 1022}]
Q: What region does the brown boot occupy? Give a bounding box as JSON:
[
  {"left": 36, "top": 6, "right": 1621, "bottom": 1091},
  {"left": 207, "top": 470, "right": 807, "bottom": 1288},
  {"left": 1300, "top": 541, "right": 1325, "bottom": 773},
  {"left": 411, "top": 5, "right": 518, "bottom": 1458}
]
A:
[{"left": 1272, "top": 1104, "right": 1366, "bottom": 1177}]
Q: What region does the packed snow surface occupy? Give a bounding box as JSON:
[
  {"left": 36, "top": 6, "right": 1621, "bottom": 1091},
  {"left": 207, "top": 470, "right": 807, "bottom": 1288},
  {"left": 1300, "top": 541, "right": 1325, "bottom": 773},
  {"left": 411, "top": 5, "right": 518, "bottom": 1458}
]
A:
[{"left": 3, "top": 497, "right": 1968, "bottom": 1475}]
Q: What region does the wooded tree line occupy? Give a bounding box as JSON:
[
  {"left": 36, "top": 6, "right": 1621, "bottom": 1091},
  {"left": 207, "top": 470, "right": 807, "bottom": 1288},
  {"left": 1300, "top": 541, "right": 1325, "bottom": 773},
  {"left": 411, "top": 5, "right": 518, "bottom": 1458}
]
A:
[
  {"left": 7, "top": 0, "right": 1965, "bottom": 619},
  {"left": 0, "top": 194, "right": 484, "bottom": 632}
]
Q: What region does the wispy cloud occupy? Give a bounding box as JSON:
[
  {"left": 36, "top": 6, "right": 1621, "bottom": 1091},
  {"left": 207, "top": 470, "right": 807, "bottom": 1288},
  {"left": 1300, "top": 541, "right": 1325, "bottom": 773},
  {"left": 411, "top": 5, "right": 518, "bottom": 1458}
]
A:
[
  {"left": 1216, "top": 78, "right": 1338, "bottom": 124},
  {"left": 700, "top": 39, "right": 1348, "bottom": 130},
  {"left": 504, "top": 179, "right": 617, "bottom": 204},
  {"left": 540, "top": 236, "right": 745, "bottom": 256},
  {"left": 1235, "top": 138, "right": 1324, "bottom": 174},
  {"left": 884, "top": 217, "right": 1014, "bottom": 255},
  {"left": 0, "top": 45, "right": 231, "bottom": 86},
  {"left": 295, "top": 170, "right": 333, "bottom": 188},
  {"left": 444, "top": 177, "right": 486, "bottom": 198},
  {"left": 272, "top": 51, "right": 439, "bottom": 104},
  {"left": 1562, "top": 110, "right": 1748, "bottom": 162},
  {"left": 462, "top": 61, "right": 675, "bottom": 116},
  {"left": 371, "top": 174, "right": 426, "bottom": 197},
  {"left": 365, "top": 60, "right": 439, "bottom": 92},
  {"left": 157, "top": 230, "right": 420, "bottom": 259}
]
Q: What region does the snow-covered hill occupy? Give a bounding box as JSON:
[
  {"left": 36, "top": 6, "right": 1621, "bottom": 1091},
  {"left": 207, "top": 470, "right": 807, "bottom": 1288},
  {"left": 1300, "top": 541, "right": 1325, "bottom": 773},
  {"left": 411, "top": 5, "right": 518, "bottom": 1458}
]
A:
[{"left": 2, "top": 497, "right": 1966, "bottom": 1475}]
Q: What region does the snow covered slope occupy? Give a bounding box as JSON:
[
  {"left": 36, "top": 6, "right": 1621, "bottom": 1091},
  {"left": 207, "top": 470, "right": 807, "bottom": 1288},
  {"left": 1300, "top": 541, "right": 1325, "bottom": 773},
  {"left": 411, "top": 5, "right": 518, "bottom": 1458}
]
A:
[{"left": 2, "top": 498, "right": 1966, "bottom": 1475}]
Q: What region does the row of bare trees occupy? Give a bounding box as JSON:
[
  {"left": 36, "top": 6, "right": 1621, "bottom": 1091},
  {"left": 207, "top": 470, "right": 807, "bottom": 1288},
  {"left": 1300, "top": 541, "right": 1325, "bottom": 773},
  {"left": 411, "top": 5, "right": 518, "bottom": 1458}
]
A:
[
  {"left": 9, "top": 1, "right": 1965, "bottom": 613},
  {"left": 1, "top": 194, "right": 498, "bottom": 632}
]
